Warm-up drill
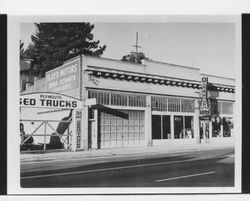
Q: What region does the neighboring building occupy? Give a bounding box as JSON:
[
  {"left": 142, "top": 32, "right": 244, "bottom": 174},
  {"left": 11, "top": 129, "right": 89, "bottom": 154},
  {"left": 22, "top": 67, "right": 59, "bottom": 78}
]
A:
[
  {"left": 20, "top": 59, "right": 33, "bottom": 92},
  {"left": 20, "top": 59, "right": 46, "bottom": 93},
  {"left": 22, "top": 55, "right": 235, "bottom": 150}
]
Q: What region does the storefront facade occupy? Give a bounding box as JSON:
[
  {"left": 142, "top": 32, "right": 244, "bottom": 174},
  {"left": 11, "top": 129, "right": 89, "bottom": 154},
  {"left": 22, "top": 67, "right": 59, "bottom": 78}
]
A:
[{"left": 23, "top": 54, "right": 235, "bottom": 150}]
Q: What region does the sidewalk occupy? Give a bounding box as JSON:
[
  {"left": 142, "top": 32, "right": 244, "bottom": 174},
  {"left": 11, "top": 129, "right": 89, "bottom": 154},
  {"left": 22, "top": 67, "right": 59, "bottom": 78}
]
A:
[{"left": 20, "top": 142, "right": 234, "bottom": 162}]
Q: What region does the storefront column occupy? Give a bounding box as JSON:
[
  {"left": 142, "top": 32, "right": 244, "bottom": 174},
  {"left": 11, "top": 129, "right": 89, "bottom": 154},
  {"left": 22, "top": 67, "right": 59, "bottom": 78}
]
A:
[
  {"left": 145, "top": 95, "right": 152, "bottom": 146},
  {"left": 170, "top": 115, "right": 174, "bottom": 139},
  {"left": 91, "top": 109, "right": 98, "bottom": 149},
  {"left": 81, "top": 57, "right": 89, "bottom": 150},
  {"left": 82, "top": 89, "right": 89, "bottom": 150},
  {"left": 194, "top": 100, "right": 200, "bottom": 143},
  {"left": 209, "top": 121, "right": 213, "bottom": 140},
  {"left": 221, "top": 123, "right": 224, "bottom": 138}
]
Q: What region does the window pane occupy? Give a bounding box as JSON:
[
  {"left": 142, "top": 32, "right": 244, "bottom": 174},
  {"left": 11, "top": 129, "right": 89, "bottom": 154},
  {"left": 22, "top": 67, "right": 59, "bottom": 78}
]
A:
[
  {"left": 223, "top": 117, "right": 233, "bottom": 137},
  {"left": 162, "top": 115, "right": 171, "bottom": 139},
  {"left": 168, "top": 98, "right": 180, "bottom": 112},
  {"left": 129, "top": 95, "right": 146, "bottom": 107},
  {"left": 222, "top": 102, "right": 233, "bottom": 114},
  {"left": 212, "top": 117, "right": 222, "bottom": 137},
  {"left": 152, "top": 96, "right": 167, "bottom": 111},
  {"left": 89, "top": 90, "right": 146, "bottom": 107},
  {"left": 181, "top": 99, "right": 195, "bottom": 113},
  {"left": 152, "top": 115, "right": 161, "bottom": 139},
  {"left": 174, "top": 116, "right": 183, "bottom": 139},
  {"left": 218, "top": 102, "right": 223, "bottom": 114},
  {"left": 184, "top": 116, "right": 193, "bottom": 139},
  {"left": 211, "top": 100, "right": 219, "bottom": 114}
]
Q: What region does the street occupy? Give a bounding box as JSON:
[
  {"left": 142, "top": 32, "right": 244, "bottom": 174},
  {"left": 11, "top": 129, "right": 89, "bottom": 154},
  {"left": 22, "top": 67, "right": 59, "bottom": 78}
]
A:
[{"left": 21, "top": 148, "right": 234, "bottom": 187}]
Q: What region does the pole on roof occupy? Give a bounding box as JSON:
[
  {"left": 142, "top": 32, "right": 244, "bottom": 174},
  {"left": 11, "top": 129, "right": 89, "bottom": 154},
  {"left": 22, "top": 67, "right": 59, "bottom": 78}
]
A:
[{"left": 132, "top": 32, "right": 142, "bottom": 63}]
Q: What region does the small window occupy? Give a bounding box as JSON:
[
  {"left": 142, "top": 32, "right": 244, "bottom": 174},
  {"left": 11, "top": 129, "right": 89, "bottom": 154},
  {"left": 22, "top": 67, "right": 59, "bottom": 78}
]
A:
[
  {"left": 168, "top": 98, "right": 181, "bottom": 112},
  {"left": 181, "top": 99, "right": 195, "bottom": 113}
]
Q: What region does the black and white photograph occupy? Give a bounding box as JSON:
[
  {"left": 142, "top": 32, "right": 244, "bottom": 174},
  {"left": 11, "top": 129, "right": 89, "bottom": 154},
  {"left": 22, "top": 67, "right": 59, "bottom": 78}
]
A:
[{"left": 7, "top": 15, "right": 241, "bottom": 194}]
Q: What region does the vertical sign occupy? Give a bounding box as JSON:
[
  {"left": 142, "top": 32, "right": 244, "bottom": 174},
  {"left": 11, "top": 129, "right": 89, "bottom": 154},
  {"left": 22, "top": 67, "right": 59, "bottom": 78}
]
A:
[
  {"left": 72, "top": 109, "right": 83, "bottom": 151},
  {"left": 200, "top": 77, "right": 211, "bottom": 117},
  {"left": 76, "top": 110, "right": 82, "bottom": 149}
]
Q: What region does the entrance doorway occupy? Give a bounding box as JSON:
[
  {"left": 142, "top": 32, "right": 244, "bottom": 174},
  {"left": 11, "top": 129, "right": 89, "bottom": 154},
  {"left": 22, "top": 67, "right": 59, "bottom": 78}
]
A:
[{"left": 200, "top": 121, "right": 210, "bottom": 143}]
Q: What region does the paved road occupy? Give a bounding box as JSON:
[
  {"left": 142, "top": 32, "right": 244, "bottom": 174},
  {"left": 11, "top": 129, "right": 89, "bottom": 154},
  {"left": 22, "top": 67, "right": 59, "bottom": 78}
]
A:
[{"left": 21, "top": 148, "right": 234, "bottom": 187}]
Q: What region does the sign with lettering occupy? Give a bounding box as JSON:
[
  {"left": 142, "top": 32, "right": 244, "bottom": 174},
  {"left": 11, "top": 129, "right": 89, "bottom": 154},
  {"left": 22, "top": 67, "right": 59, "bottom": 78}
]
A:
[
  {"left": 20, "top": 92, "right": 83, "bottom": 109},
  {"left": 200, "top": 77, "right": 211, "bottom": 116},
  {"left": 75, "top": 110, "right": 82, "bottom": 149},
  {"left": 71, "top": 109, "right": 83, "bottom": 151},
  {"left": 45, "top": 59, "right": 80, "bottom": 93}
]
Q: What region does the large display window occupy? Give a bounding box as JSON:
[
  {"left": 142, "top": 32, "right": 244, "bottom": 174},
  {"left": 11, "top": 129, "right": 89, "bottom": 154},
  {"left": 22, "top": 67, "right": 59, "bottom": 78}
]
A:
[
  {"left": 152, "top": 115, "right": 171, "bottom": 139},
  {"left": 174, "top": 116, "right": 183, "bottom": 139},
  {"left": 212, "top": 117, "right": 222, "bottom": 137},
  {"left": 211, "top": 116, "right": 233, "bottom": 138},
  {"left": 223, "top": 117, "right": 233, "bottom": 137},
  {"left": 174, "top": 116, "right": 194, "bottom": 139}
]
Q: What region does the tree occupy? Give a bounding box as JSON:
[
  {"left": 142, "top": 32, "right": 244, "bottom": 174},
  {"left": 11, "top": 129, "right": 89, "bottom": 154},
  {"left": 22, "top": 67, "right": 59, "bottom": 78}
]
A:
[
  {"left": 25, "top": 23, "right": 106, "bottom": 77},
  {"left": 121, "top": 52, "right": 147, "bottom": 64},
  {"left": 20, "top": 40, "right": 26, "bottom": 59}
]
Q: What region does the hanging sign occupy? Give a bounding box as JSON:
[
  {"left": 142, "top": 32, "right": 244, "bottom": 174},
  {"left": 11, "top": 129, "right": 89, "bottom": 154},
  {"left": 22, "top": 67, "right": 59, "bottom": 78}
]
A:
[
  {"left": 200, "top": 77, "right": 211, "bottom": 116},
  {"left": 20, "top": 92, "right": 83, "bottom": 109}
]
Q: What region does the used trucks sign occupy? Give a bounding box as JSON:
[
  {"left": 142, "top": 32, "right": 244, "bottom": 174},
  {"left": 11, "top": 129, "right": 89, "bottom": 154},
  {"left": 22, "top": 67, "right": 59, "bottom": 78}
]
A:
[{"left": 20, "top": 92, "right": 83, "bottom": 109}]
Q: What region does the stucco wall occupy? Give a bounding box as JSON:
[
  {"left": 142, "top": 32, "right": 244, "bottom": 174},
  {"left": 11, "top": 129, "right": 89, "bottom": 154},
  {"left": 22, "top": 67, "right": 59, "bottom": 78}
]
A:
[{"left": 82, "top": 55, "right": 200, "bottom": 82}]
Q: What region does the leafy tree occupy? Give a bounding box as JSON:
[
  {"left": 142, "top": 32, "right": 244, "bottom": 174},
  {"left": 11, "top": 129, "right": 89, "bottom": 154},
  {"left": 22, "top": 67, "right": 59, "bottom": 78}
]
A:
[
  {"left": 121, "top": 52, "right": 147, "bottom": 64},
  {"left": 25, "top": 23, "right": 106, "bottom": 77}
]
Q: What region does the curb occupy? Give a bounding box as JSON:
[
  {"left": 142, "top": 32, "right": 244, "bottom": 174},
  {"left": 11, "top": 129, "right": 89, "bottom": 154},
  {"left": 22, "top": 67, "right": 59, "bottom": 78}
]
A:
[{"left": 20, "top": 145, "right": 234, "bottom": 163}]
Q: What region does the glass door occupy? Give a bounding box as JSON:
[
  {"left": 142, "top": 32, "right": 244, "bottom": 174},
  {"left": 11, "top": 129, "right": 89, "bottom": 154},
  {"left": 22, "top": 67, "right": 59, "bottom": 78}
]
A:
[{"left": 200, "top": 121, "right": 210, "bottom": 143}]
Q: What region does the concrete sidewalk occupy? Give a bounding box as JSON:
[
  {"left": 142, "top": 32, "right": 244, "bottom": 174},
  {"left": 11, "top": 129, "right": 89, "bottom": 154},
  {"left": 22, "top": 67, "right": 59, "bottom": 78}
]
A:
[{"left": 20, "top": 143, "right": 234, "bottom": 162}]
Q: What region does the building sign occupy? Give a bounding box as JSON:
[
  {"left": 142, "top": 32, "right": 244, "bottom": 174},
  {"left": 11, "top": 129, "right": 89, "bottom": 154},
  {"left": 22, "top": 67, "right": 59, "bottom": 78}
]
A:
[
  {"left": 71, "top": 109, "right": 83, "bottom": 151},
  {"left": 200, "top": 77, "right": 211, "bottom": 116},
  {"left": 45, "top": 59, "right": 80, "bottom": 93},
  {"left": 20, "top": 92, "right": 83, "bottom": 109},
  {"left": 75, "top": 110, "right": 82, "bottom": 149}
]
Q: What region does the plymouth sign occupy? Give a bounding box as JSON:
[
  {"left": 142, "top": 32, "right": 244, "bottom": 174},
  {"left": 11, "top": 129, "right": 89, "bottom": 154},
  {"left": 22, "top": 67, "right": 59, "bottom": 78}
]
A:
[{"left": 20, "top": 92, "right": 83, "bottom": 109}]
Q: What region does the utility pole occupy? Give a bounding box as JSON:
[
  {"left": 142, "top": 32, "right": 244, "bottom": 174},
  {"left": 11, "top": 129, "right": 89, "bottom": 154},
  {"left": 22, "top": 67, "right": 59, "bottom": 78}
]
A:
[{"left": 132, "top": 32, "right": 141, "bottom": 63}]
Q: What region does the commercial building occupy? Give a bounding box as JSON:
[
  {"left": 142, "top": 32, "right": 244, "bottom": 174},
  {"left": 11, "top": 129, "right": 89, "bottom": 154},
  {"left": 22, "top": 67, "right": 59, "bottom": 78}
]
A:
[{"left": 22, "top": 55, "right": 235, "bottom": 150}]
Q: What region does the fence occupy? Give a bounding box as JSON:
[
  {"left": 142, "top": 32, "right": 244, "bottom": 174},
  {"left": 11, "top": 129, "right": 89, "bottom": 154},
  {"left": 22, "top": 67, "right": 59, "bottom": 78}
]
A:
[{"left": 20, "top": 119, "right": 72, "bottom": 152}]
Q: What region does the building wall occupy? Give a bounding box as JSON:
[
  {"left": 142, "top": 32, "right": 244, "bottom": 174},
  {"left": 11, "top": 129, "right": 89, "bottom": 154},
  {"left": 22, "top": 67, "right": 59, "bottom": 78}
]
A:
[
  {"left": 81, "top": 55, "right": 235, "bottom": 148},
  {"left": 86, "top": 75, "right": 200, "bottom": 98},
  {"left": 20, "top": 55, "right": 236, "bottom": 149},
  {"left": 82, "top": 55, "right": 200, "bottom": 81},
  {"left": 22, "top": 77, "right": 45, "bottom": 94},
  {"left": 20, "top": 73, "right": 29, "bottom": 92},
  {"left": 200, "top": 73, "right": 235, "bottom": 86}
]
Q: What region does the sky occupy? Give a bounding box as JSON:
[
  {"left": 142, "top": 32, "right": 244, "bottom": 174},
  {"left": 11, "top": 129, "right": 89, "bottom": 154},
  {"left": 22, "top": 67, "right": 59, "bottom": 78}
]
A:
[{"left": 20, "top": 22, "right": 236, "bottom": 78}]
